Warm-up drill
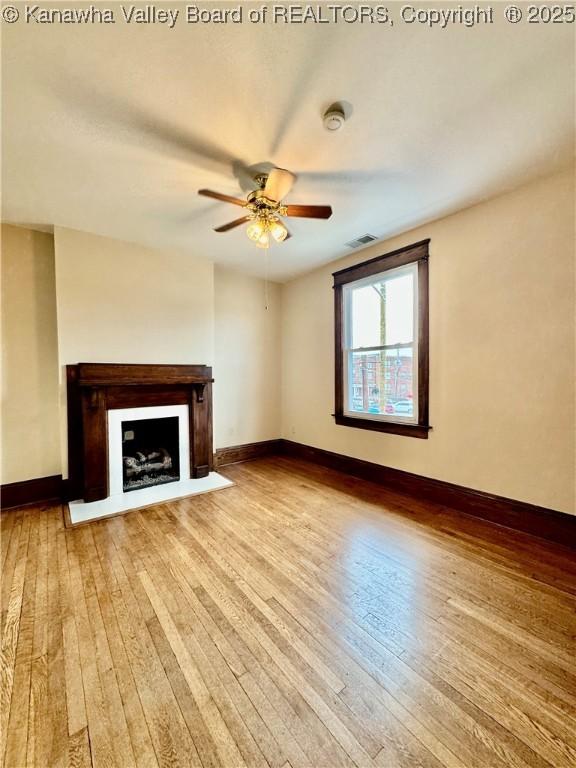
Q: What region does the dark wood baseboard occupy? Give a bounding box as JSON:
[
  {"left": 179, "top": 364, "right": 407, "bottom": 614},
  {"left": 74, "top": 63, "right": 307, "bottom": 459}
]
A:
[
  {"left": 279, "top": 440, "right": 576, "bottom": 549},
  {"left": 1, "top": 475, "right": 63, "bottom": 511},
  {"left": 2, "top": 438, "right": 282, "bottom": 508},
  {"left": 214, "top": 440, "right": 283, "bottom": 467},
  {"left": 3, "top": 440, "right": 574, "bottom": 549}
]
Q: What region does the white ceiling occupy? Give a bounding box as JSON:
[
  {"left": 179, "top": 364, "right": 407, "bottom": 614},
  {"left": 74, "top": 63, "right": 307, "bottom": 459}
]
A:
[{"left": 2, "top": 5, "right": 574, "bottom": 281}]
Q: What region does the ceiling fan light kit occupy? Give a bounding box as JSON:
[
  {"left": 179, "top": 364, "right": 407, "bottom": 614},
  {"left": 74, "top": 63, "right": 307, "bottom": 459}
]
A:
[
  {"left": 198, "top": 166, "right": 333, "bottom": 249},
  {"left": 246, "top": 215, "right": 288, "bottom": 249}
]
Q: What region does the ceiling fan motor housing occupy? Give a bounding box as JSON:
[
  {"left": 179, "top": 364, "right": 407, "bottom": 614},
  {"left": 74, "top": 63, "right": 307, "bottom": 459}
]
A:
[{"left": 247, "top": 188, "right": 282, "bottom": 211}]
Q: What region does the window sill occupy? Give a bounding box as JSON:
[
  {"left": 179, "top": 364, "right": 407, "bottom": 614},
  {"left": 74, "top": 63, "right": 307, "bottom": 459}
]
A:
[{"left": 334, "top": 413, "right": 431, "bottom": 439}]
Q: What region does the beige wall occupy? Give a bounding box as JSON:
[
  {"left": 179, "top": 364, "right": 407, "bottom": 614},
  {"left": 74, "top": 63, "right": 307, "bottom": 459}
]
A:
[
  {"left": 52, "top": 227, "right": 283, "bottom": 472},
  {"left": 214, "top": 267, "right": 281, "bottom": 449},
  {"left": 281, "top": 170, "right": 576, "bottom": 515},
  {"left": 54, "top": 226, "right": 215, "bottom": 366},
  {"left": 1, "top": 225, "right": 61, "bottom": 483},
  {"left": 53, "top": 226, "right": 215, "bottom": 475}
]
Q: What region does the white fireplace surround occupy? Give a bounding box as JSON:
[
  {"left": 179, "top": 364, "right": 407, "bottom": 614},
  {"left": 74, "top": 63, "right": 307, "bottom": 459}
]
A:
[{"left": 108, "top": 404, "right": 190, "bottom": 495}]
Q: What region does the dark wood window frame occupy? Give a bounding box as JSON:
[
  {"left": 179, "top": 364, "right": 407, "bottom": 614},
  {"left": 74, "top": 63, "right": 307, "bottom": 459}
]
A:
[{"left": 333, "top": 238, "right": 431, "bottom": 439}]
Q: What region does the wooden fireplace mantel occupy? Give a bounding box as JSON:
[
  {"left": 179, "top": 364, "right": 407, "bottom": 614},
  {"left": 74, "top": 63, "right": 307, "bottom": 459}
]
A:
[{"left": 66, "top": 363, "right": 214, "bottom": 503}]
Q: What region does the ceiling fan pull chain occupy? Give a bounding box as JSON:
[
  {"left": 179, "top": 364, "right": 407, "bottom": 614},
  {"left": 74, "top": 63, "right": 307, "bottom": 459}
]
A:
[{"left": 263, "top": 240, "right": 271, "bottom": 311}]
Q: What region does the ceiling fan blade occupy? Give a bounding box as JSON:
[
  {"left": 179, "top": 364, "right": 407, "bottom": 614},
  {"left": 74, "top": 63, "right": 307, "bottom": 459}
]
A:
[
  {"left": 265, "top": 168, "right": 296, "bottom": 202},
  {"left": 285, "top": 204, "right": 332, "bottom": 219},
  {"left": 214, "top": 216, "right": 251, "bottom": 232},
  {"left": 61, "top": 77, "right": 244, "bottom": 175},
  {"left": 198, "top": 189, "right": 246, "bottom": 207}
]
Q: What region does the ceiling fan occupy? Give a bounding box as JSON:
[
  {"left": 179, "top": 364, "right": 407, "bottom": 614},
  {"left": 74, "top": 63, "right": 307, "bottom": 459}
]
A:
[{"left": 198, "top": 168, "right": 332, "bottom": 248}]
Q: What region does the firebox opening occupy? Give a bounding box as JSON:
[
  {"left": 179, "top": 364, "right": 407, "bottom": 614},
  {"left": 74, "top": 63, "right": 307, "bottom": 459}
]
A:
[{"left": 122, "top": 416, "right": 180, "bottom": 492}]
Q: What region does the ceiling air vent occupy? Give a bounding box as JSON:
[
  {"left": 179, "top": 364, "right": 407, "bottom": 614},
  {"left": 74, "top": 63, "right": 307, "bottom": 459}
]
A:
[{"left": 345, "top": 234, "right": 377, "bottom": 249}]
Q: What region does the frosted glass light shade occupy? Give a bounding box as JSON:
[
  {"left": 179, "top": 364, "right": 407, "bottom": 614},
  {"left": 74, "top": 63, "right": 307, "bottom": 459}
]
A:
[
  {"left": 270, "top": 220, "right": 288, "bottom": 242},
  {"left": 255, "top": 231, "right": 270, "bottom": 248},
  {"left": 246, "top": 220, "right": 266, "bottom": 242}
]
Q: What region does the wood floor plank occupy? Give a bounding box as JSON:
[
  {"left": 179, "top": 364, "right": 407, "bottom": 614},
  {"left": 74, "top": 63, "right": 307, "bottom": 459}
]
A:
[
  {"left": 27, "top": 509, "right": 49, "bottom": 768},
  {"left": 145, "top": 613, "right": 222, "bottom": 768},
  {"left": 86, "top": 525, "right": 159, "bottom": 768},
  {"left": 153, "top": 521, "right": 309, "bottom": 768},
  {"left": 92, "top": 521, "right": 202, "bottom": 768},
  {"left": 173, "top": 513, "right": 348, "bottom": 696},
  {"left": 76, "top": 526, "right": 138, "bottom": 768},
  {"left": 187, "top": 580, "right": 356, "bottom": 768},
  {"left": 2, "top": 457, "right": 575, "bottom": 768},
  {"left": 1, "top": 510, "right": 31, "bottom": 766},
  {"left": 46, "top": 507, "right": 70, "bottom": 768},
  {"left": 66, "top": 527, "right": 118, "bottom": 768},
  {"left": 166, "top": 531, "right": 375, "bottom": 767},
  {"left": 134, "top": 513, "right": 285, "bottom": 768},
  {"left": 185, "top": 502, "right": 478, "bottom": 765},
  {"left": 58, "top": 525, "right": 88, "bottom": 742},
  {"left": 138, "top": 569, "right": 247, "bottom": 768},
  {"left": 6, "top": 510, "right": 41, "bottom": 768},
  {"left": 68, "top": 726, "right": 92, "bottom": 768},
  {"left": 1, "top": 509, "right": 21, "bottom": 585}
]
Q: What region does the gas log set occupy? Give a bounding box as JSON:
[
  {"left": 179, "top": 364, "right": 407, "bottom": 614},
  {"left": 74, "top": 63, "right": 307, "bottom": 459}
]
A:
[
  {"left": 121, "top": 414, "right": 181, "bottom": 492},
  {"left": 122, "top": 447, "right": 178, "bottom": 491}
]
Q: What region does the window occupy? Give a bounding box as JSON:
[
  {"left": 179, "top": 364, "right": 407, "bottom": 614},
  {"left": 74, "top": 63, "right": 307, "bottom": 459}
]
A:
[{"left": 333, "top": 239, "right": 430, "bottom": 438}]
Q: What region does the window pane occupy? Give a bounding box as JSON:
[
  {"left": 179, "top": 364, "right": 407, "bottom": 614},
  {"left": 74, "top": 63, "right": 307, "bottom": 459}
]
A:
[
  {"left": 348, "top": 348, "right": 415, "bottom": 417},
  {"left": 350, "top": 272, "right": 414, "bottom": 349}
]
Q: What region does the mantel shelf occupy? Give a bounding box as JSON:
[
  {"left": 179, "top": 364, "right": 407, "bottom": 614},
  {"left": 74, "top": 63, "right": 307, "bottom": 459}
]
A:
[{"left": 76, "top": 362, "right": 213, "bottom": 387}]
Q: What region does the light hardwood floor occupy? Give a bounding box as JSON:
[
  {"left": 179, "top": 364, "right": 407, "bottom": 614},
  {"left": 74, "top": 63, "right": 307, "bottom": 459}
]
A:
[{"left": 1, "top": 456, "right": 575, "bottom": 768}]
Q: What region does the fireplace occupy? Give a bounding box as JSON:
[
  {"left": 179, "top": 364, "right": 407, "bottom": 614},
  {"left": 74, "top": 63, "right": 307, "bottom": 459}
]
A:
[
  {"left": 121, "top": 415, "right": 180, "bottom": 492},
  {"left": 66, "top": 364, "right": 213, "bottom": 503},
  {"left": 107, "top": 403, "right": 190, "bottom": 495}
]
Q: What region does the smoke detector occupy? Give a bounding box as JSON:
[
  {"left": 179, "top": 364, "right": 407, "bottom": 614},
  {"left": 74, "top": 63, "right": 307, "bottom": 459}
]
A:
[{"left": 323, "top": 106, "right": 346, "bottom": 132}]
